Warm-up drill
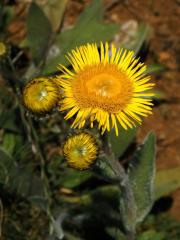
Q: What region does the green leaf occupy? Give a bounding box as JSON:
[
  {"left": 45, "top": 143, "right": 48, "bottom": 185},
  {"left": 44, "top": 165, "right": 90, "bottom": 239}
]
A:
[
  {"left": 43, "top": 0, "right": 119, "bottom": 73},
  {"left": 106, "top": 227, "right": 126, "bottom": 240},
  {"left": 137, "top": 230, "right": 166, "bottom": 240},
  {"left": 65, "top": 232, "right": 83, "bottom": 240},
  {"left": 109, "top": 125, "right": 137, "bottom": 158},
  {"left": 0, "top": 86, "right": 20, "bottom": 132},
  {"left": 2, "top": 133, "right": 16, "bottom": 155},
  {"left": 61, "top": 185, "right": 119, "bottom": 206},
  {"left": 0, "top": 145, "right": 45, "bottom": 203},
  {"left": 6, "top": 162, "right": 46, "bottom": 211},
  {"left": 0, "top": 144, "right": 46, "bottom": 211},
  {"left": 28, "top": 196, "right": 48, "bottom": 211},
  {"left": 145, "top": 64, "right": 166, "bottom": 75},
  {"left": 94, "top": 157, "right": 118, "bottom": 181},
  {"left": 152, "top": 89, "right": 166, "bottom": 101},
  {"left": 0, "top": 110, "right": 19, "bottom": 132},
  {"left": 13, "top": 138, "right": 30, "bottom": 160},
  {"left": 60, "top": 169, "right": 93, "bottom": 188},
  {"left": 40, "top": 0, "right": 68, "bottom": 32},
  {"left": 155, "top": 167, "right": 180, "bottom": 200},
  {"left": 133, "top": 23, "right": 152, "bottom": 53},
  {"left": 76, "top": 0, "right": 103, "bottom": 23},
  {"left": 0, "top": 5, "right": 14, "bottom": 31},
  {"left": 0, "top": 147, "right": 14, "bottom": 167},
  {"left": 0, "top": 147, "right": 14, "bottom": 183},
  {"left": 27, "top": 2, "right": 52, "bottom": 64},
  {"left": 128, "top": 132, "right": 156, "bottom": 223},
  {"left": 9, "top": 165, "right": 44, "bottom": 198}
]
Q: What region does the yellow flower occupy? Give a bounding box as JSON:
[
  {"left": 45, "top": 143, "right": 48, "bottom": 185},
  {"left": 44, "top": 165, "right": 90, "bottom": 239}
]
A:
[
  {"left": 23, "top": 77, "right": 59, "bottom": 114},
  {"left": 58, "top": 42, "right": 154, "bottom": 135},
  {"left": 0, "top": 41, "right": 9, "bottom": 60},
  {"left": 63, "top": 132, "right": 98, "bottom": 170}
]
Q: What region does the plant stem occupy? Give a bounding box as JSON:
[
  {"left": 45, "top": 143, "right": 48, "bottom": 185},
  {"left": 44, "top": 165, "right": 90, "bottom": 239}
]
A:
[
  {"left": 102, "top": 133, "right": 136, "bottom": 240},
  {"left": 6, "top": 57, "right": 54, "bottom": 232},
  {"left": 28, "top": 118, "right": 53, "bottom": 220},
  {"left": 0, "top": 199, "right": 3, "bottom": 238},
  {"left": 127, "top": 232, "right": 135, "bottom": 240}
]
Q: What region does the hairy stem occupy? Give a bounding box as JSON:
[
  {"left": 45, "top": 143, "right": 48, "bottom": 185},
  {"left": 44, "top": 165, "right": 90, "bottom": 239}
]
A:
[{"left": 102, "top": 133, "right": 136, "bottom": 240}]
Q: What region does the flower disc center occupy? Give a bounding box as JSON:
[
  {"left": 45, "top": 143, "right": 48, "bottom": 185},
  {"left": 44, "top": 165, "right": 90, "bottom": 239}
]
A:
[
  {"left": 30, "top": 84, "right": 48, "bottom": 101},
  {"left": 73, "top": 146, "right": 87, "bottom": 159},
  {"left": 86, "top": 73, "right": 121, "bottom": 97},
  {"left": 72, "top": 64, "right": 134, "bottom": 113}
]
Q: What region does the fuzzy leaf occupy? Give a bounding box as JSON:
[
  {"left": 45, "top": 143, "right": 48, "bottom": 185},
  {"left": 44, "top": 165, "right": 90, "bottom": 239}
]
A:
[
  {"left": 109, "top": 125, "right": 137, "bottom": 158},
  {"left": 27, "top": 2, "right": 52, "bottom": 64},
  {"left": 43, "top": 0, "right": 118, "bottom": 73},
  {"left": 60, "top": 169, "right": 93, "bottom": 188},
  {"left": 128, "top": 132, "right": 156, "bottom": 223},
  {"left": 94, "top": 157, "right": 118, "bottom": 181},
  {"left": 106, "top": 227, "right": 126, "bottom": 240}
]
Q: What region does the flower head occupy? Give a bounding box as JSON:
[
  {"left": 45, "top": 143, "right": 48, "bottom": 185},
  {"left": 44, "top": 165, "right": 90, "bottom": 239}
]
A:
[
  {"left": 58, "top": 42, "right": 154, "bottom": 135},
  {"left": 23, "top": 77, "right": 59, "bottom": 114},
  {"left": 0, "top": 41, "right": 9, "bottom": 60},
  {"left": 63, "top": 132, "right": 98, "bottom": 170}
]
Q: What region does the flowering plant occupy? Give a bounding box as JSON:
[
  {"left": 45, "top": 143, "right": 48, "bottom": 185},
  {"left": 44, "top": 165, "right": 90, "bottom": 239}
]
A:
[{"left": 0, "top": 1, "right": 179, "bottom": 240}]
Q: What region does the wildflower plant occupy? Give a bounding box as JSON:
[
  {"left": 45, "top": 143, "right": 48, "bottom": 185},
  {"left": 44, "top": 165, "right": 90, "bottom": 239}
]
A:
[
  {"left": 22, "top": 44, "right": 155, "bottom": 239},
  {"left": 1, "top": 1, "right": 179, "bottom": 240}
]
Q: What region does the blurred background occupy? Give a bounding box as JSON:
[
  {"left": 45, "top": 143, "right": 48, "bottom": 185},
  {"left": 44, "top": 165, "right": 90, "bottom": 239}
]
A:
[{"left": 0, "top": 0, "right": 179, "bottom": 239}]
